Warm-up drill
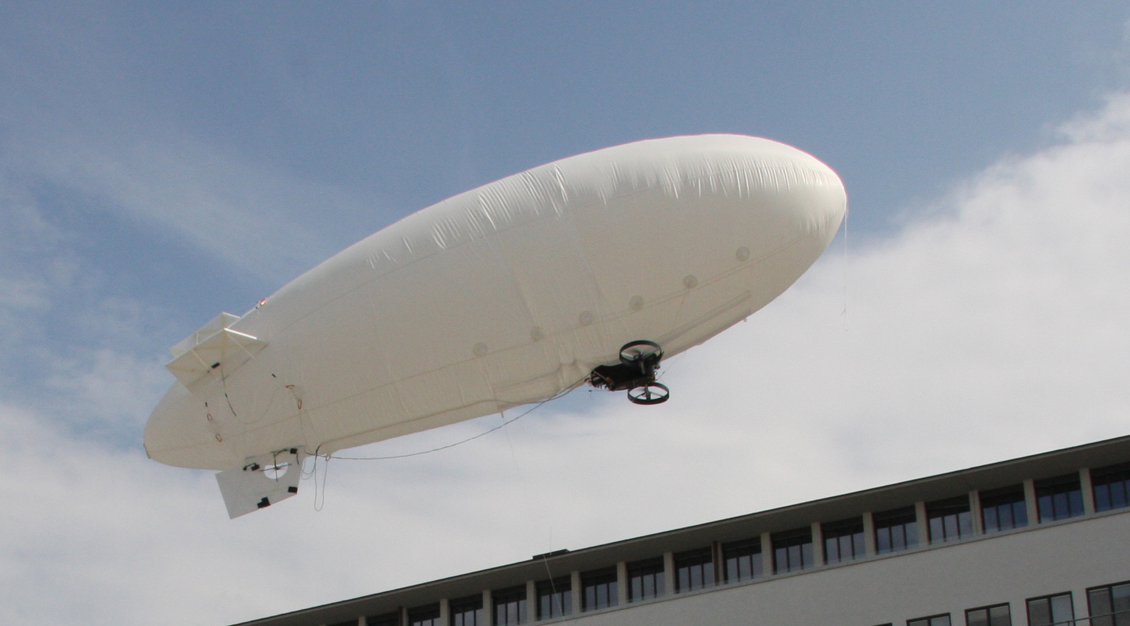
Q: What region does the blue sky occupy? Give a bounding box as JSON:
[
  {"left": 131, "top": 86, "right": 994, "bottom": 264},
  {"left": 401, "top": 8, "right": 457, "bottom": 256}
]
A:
[{"left": 3, "top": 3, "right": 1130, "bottom": 624}]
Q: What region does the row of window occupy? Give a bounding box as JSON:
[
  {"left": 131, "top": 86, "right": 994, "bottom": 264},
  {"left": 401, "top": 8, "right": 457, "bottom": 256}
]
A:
[
  {"left": 336, "top": 462, "right": 1130, "bottom": 626},
  {"left": 882, "top": 580, "right": 1129, "bottom": 626},
  {"left": 361, "top": 577, "right": 1130, "bottom": 626}
]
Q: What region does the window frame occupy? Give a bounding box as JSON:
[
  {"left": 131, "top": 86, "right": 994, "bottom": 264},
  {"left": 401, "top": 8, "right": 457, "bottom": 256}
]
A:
[
  {"left": 908, "top": 613, "right": 951, "bottom": 626},
  {"left": 535, "top": 576, "right": 571, "bottom": 620},
  {"left": 1034, "top": 474, "right": 1085, "bottom": 523},
  {"left": 721, "top": 537, "right": 763, "bottom": 583},
  {"left": 1087, "top": 579, "right": 1130, "bottom": 626},
  {"left": 492, "top": 585, "right": 527, "bottom": 626},
  {"left": 964, "top": 602, "right": 1011, "bottom": 626},
  {"left": 581, "top": 567, "right": 619, "bottom": 612},
  {"left": 822, "top": 516, "right": 866, "bottom": 564},
  {"left": 449, "top": 594, "right": 484, "bottom": 626},
  {"left": 627, "top": 557, "right": 666, "bottom": 603},
  {"left": 408, "top": 603, "right": 442, "bottom": 626},
  {"left": 771, "top": 527, "right": 814, "bottom": 574},
  {"left": 979, "top": 484, "right": 1028, "bottom": 533},
  {"left": 927, "top": 495, "right": 974, "bottom": 544},
  {"left": 674, "top": 546, "right": 715, "bottom": 593},
  {"left": 874, "top": 506, "right": 920, "bottom": 554},
  {"left": 1092, "top": 462, "right": 1130, "bottom": 513},
  {"left": 1026, "top": 592, "right": 1075, "bottom": 626},
  {"left": 366, "top": 613, "right": 401, "bottom": 626}
]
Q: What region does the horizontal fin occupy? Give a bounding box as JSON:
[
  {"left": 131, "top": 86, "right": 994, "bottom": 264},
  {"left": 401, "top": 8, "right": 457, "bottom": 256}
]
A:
[{"left": 166, "top": 313, "right": 267, "bottom": 393}]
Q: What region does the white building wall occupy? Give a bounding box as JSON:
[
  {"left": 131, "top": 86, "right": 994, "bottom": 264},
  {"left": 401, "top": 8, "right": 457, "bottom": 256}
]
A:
[{"left": 557, "top": 511, "right": 1130, "bottom": 626}]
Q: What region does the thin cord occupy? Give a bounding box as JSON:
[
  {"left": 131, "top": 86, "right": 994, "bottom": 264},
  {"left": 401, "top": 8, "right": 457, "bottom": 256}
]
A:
[
  {"left": 542, "top": 554, "right": 559, "bottom": 612},
  {"left": 842, "top": 204, "right": 850, "bottom": 326},
  {"left": 220, "top": 367, "right": 238, "bottom": 417},
  {"left": 313, "top": 452, "right": 329, "bottom": 511},
  {"left": 329, "top": 376, "right": 588, "bottom": 461},
  {"left": 654, "top": 351, "right": 687, "bottom": 381},
  {"left": 300, "top": 377, "right": 587, "bottom": 513}
]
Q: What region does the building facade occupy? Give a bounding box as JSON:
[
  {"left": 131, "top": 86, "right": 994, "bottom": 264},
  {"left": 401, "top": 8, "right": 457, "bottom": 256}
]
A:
[{"left": 236, "top": 436, "right": 1130, "bottom": 626}]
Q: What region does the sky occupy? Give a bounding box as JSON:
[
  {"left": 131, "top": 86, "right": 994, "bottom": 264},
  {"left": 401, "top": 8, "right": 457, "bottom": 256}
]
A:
[{"left": 3, "top": 2, "right": 1130, "bottom": 624}]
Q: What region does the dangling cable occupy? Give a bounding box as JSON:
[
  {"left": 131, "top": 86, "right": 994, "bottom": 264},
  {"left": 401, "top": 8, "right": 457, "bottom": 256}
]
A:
[
  {"left": 220, "top": 366, "right": 238, "bottom": 418},
  {"left": 842, "top": 203, "right": 850, "bottom": 327},
  {"left": 331, "top": 376, "right": 588, "bottom": 461},
  {"left": 314, "top": 454, "right": 329, "bottom": 511}
]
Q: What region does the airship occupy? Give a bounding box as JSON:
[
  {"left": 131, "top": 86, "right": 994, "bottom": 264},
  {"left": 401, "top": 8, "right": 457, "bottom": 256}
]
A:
[{"left": 144, "top": 134, "right": 847, "bottom": 518}]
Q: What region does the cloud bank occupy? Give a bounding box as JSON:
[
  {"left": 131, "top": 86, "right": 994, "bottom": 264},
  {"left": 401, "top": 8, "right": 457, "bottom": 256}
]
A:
[{"left": 4, "top": 94, "right": 1130, "bottom": 625}]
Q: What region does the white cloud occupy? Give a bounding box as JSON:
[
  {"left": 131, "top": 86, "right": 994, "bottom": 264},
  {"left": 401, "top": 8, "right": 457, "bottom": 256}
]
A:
[{"left": 5, "top": 94, "right": 1130, "bottom": 625}]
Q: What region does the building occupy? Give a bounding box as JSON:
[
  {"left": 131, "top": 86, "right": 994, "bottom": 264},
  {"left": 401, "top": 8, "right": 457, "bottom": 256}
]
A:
[{"left": 236, "top": 435, "right": 1130, "bottom": 626}]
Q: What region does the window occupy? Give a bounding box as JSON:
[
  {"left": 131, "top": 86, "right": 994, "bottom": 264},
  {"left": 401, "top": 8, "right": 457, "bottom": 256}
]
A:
[
  {"left": 980, "top": 485, "right": 1028, "bottom": 533},
  {"left": 366, "top": 613, "right": 400, "bottom": 626},
  {"left": 1088, "top": 581, "right": 1130, "bottom": 626},
  {"left": 874, "top": 506, "right": 919, "bottom": 554},
  {"left": 772, "top": 527, "right": 813, "bottom": 574},
  {"left": 722, "top": 537, "right": 763, "bottom": 583},
  {"left": 1027, "top": 593, "right": 1074, "bottom": 626},
  {"left": 909, "top": 613, "right": 951, "bottom": 626},
  {"left": 628, "top": 557, "right": 665, "bottom": 602},
  {"left": 582, "top": 567, "right": 618, "bottom": 611},
  {"left": 965, "top": 603, "right": 1011, "bottom": 626},
  {"left": 927, "top": 496, "right": 973, "bottom": 544},
  {"left": 822, "top": 517, "right": 865, "bottom": 563},
  {"left": 409, "top": 604, "right": 441, "bottom": 626},
  {"left": 1092, "top": 463, "right": 1130, "bottom": 513},
  {"left": 450, "top": 595, "right": 483, "bottom": 626},
  {"left": 536, "top": 577, "right": 571, "bottom": 620},
  {"left": 329, "top": 621, "right": 359, "bottom": 626},
  {"left": 1035, "top": 475, "right": 1084, "bottom": 522},
  {"left": 675, "top": 547, "right": 715, "bottom": 592},
  {"left": 493, "top": 585, "right": 527, "bottom": 625}
]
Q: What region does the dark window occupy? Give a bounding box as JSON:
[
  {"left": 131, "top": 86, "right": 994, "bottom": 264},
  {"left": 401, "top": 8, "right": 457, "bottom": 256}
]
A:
[
  {"left": 366, "top": 613, "right": 400, "bottom": 626},
  {"left": 965, "top": 603, "right": 1011, "bottom": 626},
  {"left": 493, "top": 585, "right": 527, "bottom": 625},
  {"left": 980, "top": 485, "right": 1028, "bottom": 533},
  {"left": 721, "top": 537, "right": 763, "bottom": 583},
  {"left": 927, "top": 496, "right": 973, "bottom": 544},
  {"left": 536, "top": 577, "right": 571, "bottom": 620},
  {"left": 874, "top": 506, "right": 919, "bottom": 554},
  {"left": 908, "top": 614, "right": 951, "bottom": 626},
  {"left": 822, "top": 517, "right": 865, "bottom": 563},
  {"left": 628, "top": 557, "right": 665, "bottom": 602},
  {"left": 450, "top": 595, "right": 483, "bottom": 626},
  {"left": 1027, "top": 593, "right": 1074, "bottom": 626},
  {"left": 329, "top": 620, "right": 359, "bottom": 626},
  {"left": 409, "top": 604, "right": 441, "bottom": 626},
  {"left": 582, "top": 567, "right": 618, "bottom": 611},
  {"left": 1036, "top": 474, "right": 1084, "bottom": 522},
  {"left": 675, "top": 547, "right": 715, "bottom": 592},
  {"left": 772, "top": 527, "right": 813, "bottom": 574},
  {"left": 1088, "top": 581, "right": 1130, "bottom": 626},
  {"left": 1093, "top": 463, "right": 1130, "bottom": 513}
]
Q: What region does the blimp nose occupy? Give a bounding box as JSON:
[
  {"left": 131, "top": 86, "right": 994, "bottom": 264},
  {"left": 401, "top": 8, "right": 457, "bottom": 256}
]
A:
[
  {"left": 729, "top": 138, "right": 847, "bottom": 258},
  {"left": 775, "top": 145, "right": 847, "bottom": 233}
]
